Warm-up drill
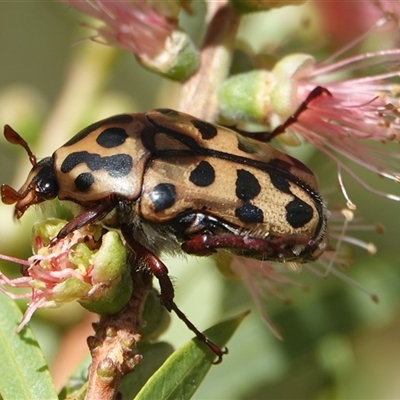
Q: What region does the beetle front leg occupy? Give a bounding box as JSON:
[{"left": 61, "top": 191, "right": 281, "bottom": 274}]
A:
[
  {"left": 121, "top": 227, "right": 227, "bottom": 363},
  {"left": 50, "top": 198, "right": 116, "bottom": 245}
]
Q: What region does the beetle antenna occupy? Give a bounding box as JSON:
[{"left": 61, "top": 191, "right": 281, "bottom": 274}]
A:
[{"left": 3, "top": 125, "right": 37, "bottom": 166}]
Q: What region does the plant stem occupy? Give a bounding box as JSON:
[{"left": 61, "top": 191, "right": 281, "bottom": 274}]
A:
[
  {"left": 85, "top": 268, "right": 152, "bottom": 400},
  {"left": 178, "top": 1, "right": 240, "bottom": 121}
]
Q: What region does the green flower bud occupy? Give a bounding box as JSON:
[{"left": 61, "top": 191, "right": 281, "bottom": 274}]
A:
[
  {"left": 30, "top": 218, "right": 132, "bottom": 315},
  {"left": 90, "top": 231, "right": 127, "bottom": 283},
  {"left": 218, "top": 70, "right": 276, "bottom": 124},
  {"left": 31, "top": 218, "right": 68, "bottom": 250},
  {"left": 139, "top": 31, "right": 200, "bottom": 81},
  {"left": 52, "top": 277, "right": 92, "bottom": 303},
  {"left": 219, "top": 54, "right": 316, "bottom": 127},
  {"left": 78, "top": 230, "right": 132, "bottom": 315},
  {"left": 79, "top": 266, "right": 132, "bottom": 315},
  {"left": 270, "top": 54, "right": 315, "bottom": 119},
  {"left": 272, "top": 53, "right": 315, "bottom": 80}
]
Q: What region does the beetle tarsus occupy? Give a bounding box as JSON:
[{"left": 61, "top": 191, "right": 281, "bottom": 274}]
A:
[{"left": 170, "top": 300, "right": 227, "bottom": 363}]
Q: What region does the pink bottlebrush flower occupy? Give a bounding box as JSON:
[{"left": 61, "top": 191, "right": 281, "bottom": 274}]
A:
[
  {"left": 65, "top": 0, "right": 177, "bottom": 58},
  {"left": 63, "top": 0, "right": 199, "bottom": 80},
  {"left": 285, "top": 49, "right": 400, "bottom": 207},
  {"left": 228, "top": 256, "right": 306, "bottom": 339},
  {"left": 219, "top": 43, "right": 400, "bottom": 206},
  {"left": 0, "top": 219, "right": 131, "bottom": 332},
  {"left": 223, "top": 207, "right": 380, "bottom": 337},
  {"left": 310, "top": 208, "right": 378, "bottom": 273},
  {"left": 305, "top": 207, "right": 380, "bottom": 303}
]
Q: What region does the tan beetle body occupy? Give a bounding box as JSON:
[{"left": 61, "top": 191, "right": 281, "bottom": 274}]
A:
[
  {"left": 1, "top": 100, "right": 331, "bottom": 361},
  {"left": 1, "top": 108, "right": 328, "bottom": 263}
]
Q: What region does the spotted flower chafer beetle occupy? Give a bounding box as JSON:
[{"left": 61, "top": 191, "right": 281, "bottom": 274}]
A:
[{"left": 1, "top": 87, "right": 329, "bottom": 362}]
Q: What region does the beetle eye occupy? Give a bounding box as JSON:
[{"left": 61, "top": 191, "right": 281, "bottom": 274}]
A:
[
  {"left": 32, "top": 158, "right": 59, "bottom": 200},
  {"left": 38, "top": 178, "right": 59, "bottom": 200}
]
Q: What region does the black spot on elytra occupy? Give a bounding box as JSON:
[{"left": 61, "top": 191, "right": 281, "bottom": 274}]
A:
[
  {"left": 285, "top": 197, "right": 313, "bottom": 228},
  {"left": 96, "top": 127, "right": 128, "bottom": 148},
  {"left": 103, "top": 154, "right": 133, "bottom": 178},
  {"left": 191, "top": 119, "right": 218, "bottom": 140},
  {"left": 237, "top": 137, "right": 258, "bottom": 154},
  {"left": 74, "top": 172, "right": 95, "bottom": 192},
  {"left": 269, "top": 173, "right": 291, "bottom": 194},
  {"left": 189, "top": 160, "right": 215, "bottom": 187},
  {"left": 61, "top": 151, "right": 133, "bottom": 178},
  {"left": 61, "top": 152, "right": 89, "bottom": 172},
  {"left": 155, "top": 108, "right": 180, "bottom": 117},
  {"left": 235, "top": 169, "right": 261, "bottom": 201},
  {"left": 150, "top": 183, "right": 176, "bottom": 212},
  {"left": 235, "top": 202, "right": 264, "bottom": 223},
  {"left": 63, "top": 114, "right": 133, "bottom": 147}
]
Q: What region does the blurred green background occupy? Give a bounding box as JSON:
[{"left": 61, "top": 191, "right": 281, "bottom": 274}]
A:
[{"left": 1, "top": 2, "right": 400, "bottom": 399}]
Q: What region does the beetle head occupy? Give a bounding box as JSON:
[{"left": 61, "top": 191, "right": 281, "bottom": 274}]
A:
[{"left": 1, "top": 125, "right": 58, "bottom": 218}]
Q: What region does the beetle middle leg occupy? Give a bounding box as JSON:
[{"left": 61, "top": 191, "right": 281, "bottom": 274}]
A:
[{"left": 121, "top": 227, "right": 227, "bottom": 364}]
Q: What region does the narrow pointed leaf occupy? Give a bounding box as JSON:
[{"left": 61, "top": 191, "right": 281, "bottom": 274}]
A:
[
  {"left": 135, "top": 312, "right": 249, "bottom": 400},
  {"left": 0, "top": 293, "right": 58, "bottom": 400}
]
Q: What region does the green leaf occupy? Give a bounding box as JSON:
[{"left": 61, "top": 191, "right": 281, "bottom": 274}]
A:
[
  {"left": 135, "top": 312, "right": 248, "bottom": 400},
  {"left": 0, "top": 293, "right": 58, "bottom": 400}
]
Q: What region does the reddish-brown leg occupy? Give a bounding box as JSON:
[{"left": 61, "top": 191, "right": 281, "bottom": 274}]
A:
[
  {"left": 50, "top": 199, "right": 116, "bottom": 245},
  {"left": 182, "top": 233, "right": 313, "bottom": 261},
  {"left": 121, "top": 227, "right": 227, "bottom": 364},
  {"left": 236, "top": 86, "right": 332, "bottom": 142}
]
